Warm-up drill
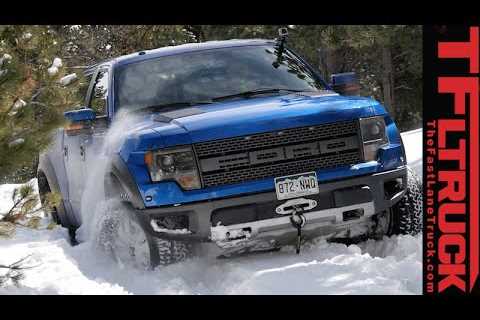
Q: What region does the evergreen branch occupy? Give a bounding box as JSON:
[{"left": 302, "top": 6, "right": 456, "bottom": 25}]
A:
[
  {"left": 0, "top": 255, "right": 36, "bottom": 270},
  {"left": 29, "top": 101, "right": 49, "bottom": 108},
  {"left": 3, "top": 196, "right": 24, "bottom": 220},
  {"left": 0, "top": 75, "right": 10, "bottom": 87},
  {"left": 0, "top": 255, "right": 40, "bottom": 288},
  {"left": 65, "top": 65, "right": 90, "bottom": 69}
]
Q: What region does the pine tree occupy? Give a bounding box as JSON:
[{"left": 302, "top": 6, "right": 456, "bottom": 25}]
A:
[{"left": 0, "top": 26, "right": 82, "bottom": 182}]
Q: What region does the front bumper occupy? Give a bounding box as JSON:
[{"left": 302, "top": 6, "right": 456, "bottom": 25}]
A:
[{"left": 135, "top": 166, "right": 407, "bottom": 251}]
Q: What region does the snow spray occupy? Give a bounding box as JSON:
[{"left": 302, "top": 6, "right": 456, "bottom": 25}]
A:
[{"left": 76, "top": 111, "right": 143, "bottom": 244}]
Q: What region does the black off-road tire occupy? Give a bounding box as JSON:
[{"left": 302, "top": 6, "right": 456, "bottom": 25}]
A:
[
  {"left": 387, "top": 167, "right": 423, "bottom": 236},
  {"left": 37, "top": 173, "right": 61, "bottom": 225},
  {"left": 96, "top": 200, "right": 160, "bottom": 269},
  {"left": 100, "top": 174, "right": 190, "bottom": 268}
]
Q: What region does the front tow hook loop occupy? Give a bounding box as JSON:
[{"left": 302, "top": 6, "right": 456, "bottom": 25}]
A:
[{"left": 290, "top": 205, "right": 306, "bottom": 254}]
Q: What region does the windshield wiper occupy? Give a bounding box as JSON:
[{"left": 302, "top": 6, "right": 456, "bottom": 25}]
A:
[
  {"left": 134, "top": 101, "right": 214, "bottom": 113},
  {"left": 211, "top": 88, "right": 309, "bottom": 102}
]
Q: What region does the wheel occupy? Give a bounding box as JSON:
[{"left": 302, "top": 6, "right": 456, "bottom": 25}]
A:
[
  {"left": 96, "top": 200, "right": 159, "bottom": 269},
  {"left": 37, "top": 173, "right": 60, "bottom": 224},
  {"left": 376, "top": 167, "right": 423, "bottom": 236},
  {"left": 99, "top": 175, "right": 191, "bottom": 269}
]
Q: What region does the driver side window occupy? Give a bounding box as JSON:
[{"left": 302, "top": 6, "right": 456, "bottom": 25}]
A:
[{"left": 90, "top": 69, "right": 109, "bottom": 116}]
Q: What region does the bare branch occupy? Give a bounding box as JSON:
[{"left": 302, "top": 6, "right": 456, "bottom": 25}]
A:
[{"left": 394, "top": 85, "right": 413, "bottom": 91}]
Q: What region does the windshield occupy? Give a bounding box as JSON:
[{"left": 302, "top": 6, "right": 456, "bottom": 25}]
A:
[{"left": 114, "top": 44, "right": 328, "bottom": 112}]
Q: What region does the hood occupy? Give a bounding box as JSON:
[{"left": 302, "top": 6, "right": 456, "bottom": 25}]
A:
[{"left": 124, "top": 92, "right": 386, "bottom": 152}]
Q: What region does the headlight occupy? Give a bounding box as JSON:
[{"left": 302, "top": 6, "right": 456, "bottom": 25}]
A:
[
  {"left": 359, "top": 116, "right": 389, "bottom": 161},
  {"left": 144, "top": 147, "right": 201, "bottom": 190}
]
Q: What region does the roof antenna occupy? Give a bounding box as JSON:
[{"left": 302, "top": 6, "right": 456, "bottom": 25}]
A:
[
  {"left": 276, "top": 27, "right": 289, "bottom": 53},
  {"left": 273, "top": 27, "right": 289, "bottom": 68}
]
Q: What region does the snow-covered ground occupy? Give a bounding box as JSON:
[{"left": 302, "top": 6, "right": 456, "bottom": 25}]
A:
[
  {"left": 400, "top": 128, "right": 422, "bottom": 177},
  {"left": 0, "top": 129, "right": 423, "bottom": 295}
]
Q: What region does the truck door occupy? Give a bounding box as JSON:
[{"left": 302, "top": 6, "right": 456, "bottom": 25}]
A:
[
  {"left": 62, "top": 71, "right": 93, "bottom": 221},
  {"left": 63, "top": 68, "right": 110, "bottom": 222},
  {"left": 78, "top": 68, "right": 110, "bottom": 216}
]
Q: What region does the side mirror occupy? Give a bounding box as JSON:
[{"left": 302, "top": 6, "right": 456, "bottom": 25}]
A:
[
  {"left": 64, "top": 108, "right": 96, "bottom": 136},
  {"left": 330, "top": 72, "right": 361, "bottom": 96},
  {"left": 64, "top": 108, "right": 96, "bottom": 123}
]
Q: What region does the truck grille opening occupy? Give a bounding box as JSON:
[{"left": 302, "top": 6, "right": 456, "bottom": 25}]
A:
[
  {"left": 342, "top": 208, "right": 364, "bottom": 221},
  {"left": 384, "top": 177, "right": 405, "bottom": 200},
  {"left": 194, "top": 121, "right": 362, "bottom": 188}
]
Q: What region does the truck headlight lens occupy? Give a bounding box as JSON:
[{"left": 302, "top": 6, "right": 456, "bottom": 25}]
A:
[
  {"left": 359, "top": 116, "right": 389, "bottom": 161},
  {"left": 145, "top": 147, "right": 201, "bottom": 190}
]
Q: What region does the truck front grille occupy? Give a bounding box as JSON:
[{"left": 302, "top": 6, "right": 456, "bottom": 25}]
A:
[{"left": 194, "top": 121, "right": 363, "bottom": 188}]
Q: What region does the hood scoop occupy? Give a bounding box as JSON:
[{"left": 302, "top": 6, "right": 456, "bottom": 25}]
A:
[{"left": 153, "top": 107, "right": 205, "bottom": 123}]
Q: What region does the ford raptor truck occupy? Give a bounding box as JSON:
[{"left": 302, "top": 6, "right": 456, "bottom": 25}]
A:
[{"left": 37, "top": 36, "right": 422, "bottom": 268}]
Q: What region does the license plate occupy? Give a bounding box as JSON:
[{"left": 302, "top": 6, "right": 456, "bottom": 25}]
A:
[{"left": 274, "top": 172, "right": 319, "bottom": 200}]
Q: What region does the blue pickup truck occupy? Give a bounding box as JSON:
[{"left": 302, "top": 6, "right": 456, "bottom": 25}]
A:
[{"left": 37, "top": 36, "right": 422, "bottom": 268}]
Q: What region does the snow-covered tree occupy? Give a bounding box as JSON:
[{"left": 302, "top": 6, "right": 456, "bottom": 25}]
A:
[{"left": 0, "top": 26, "right": 82, "bottom": 182}]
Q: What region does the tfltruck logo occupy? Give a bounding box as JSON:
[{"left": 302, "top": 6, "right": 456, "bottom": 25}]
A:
[{"left": 424, "top": 25, "right": 479, "bottom": 294}]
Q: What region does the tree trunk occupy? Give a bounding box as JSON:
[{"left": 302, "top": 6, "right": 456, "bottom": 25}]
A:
[
  {"left": 318, "top": 46, "right": 339, "bottom": 83},
  {"left": 381, "top": 46, "right": 395, "bottom": 117}
]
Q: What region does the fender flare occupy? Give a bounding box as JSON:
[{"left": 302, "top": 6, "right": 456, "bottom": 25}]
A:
[{"left": 107, "top": 155, "right": 145, "bottom": 210}]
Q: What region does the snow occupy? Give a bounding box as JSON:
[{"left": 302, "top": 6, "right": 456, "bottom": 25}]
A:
[
  {"left": 0, "top": 183, "right": 23, "bottom": 216},
  {"left": 1, "top": 53, "right": 12, "bottom": 63},
  {"left": 7, "top": 138, "right": 25, "bottom": 148},
  {"left": 59, "top": 73, "right": 77, "bottom": 86},
  {"left": 211, "top": 224, "right": 252, "bottom": 242},
  {"left": 0, "top": 129, "right": 423, "bottom": 295},
  {"left": 47, "top": 57, "right": 63, "bottom": 76},
  {"left": 0, "top": 54, "right": 12, "bottom": 77},
  {"left": 150, "top": 224, "right": 192, "bottom": 235},
  {"left": 8, "top": 99, "right": 27, "bottom": 116},
  {"left": 401, "top": 128, "right": 422, "bottom": 177},
  {"left": 0, "top": 228, "right": 421, "bottom": 294}
]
